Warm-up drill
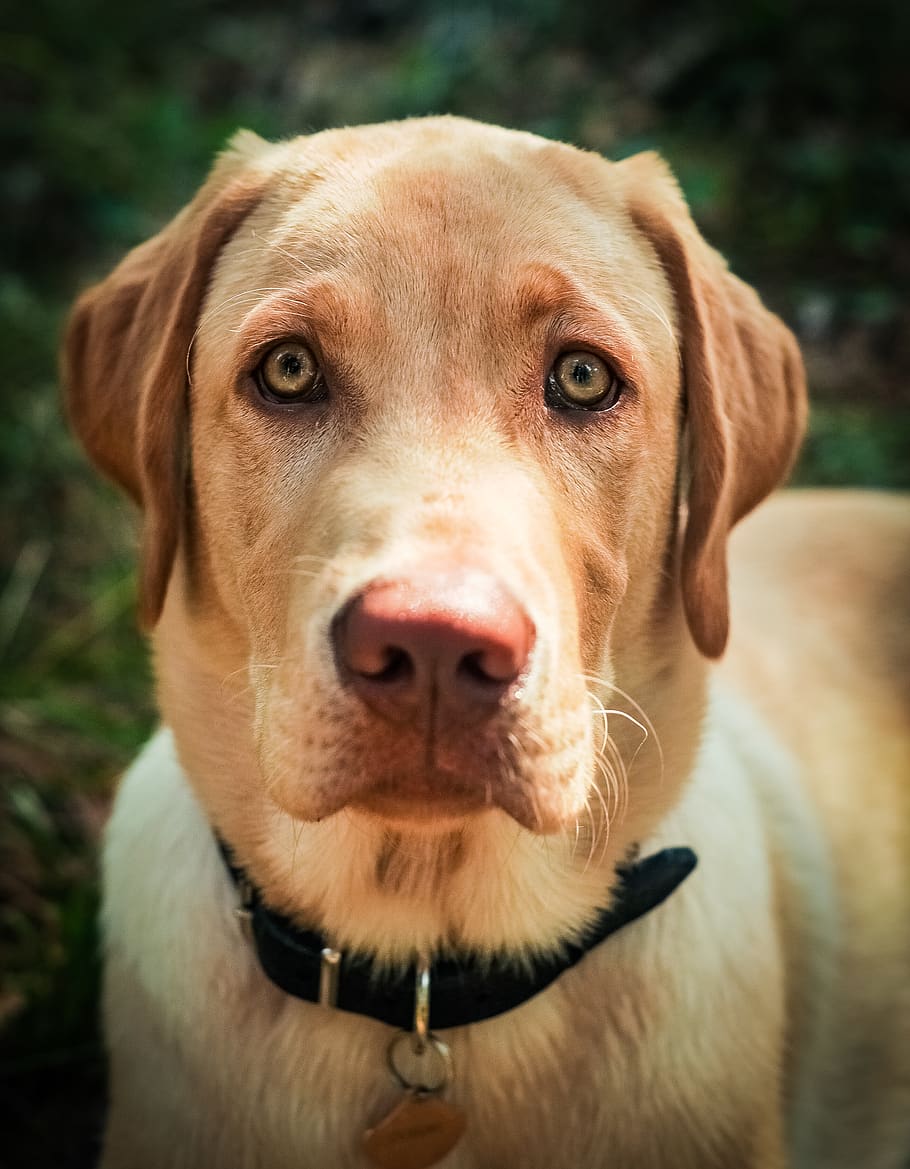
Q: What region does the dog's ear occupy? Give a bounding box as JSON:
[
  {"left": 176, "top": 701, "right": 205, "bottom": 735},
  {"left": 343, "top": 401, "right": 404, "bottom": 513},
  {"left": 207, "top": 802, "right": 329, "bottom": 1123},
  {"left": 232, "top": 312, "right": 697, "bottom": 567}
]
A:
[
  {"left": 619, "top": 152, "right": 807, "bottom": 658},
  {"left": 63, "top": 131, "right": 272, "bottom": 629}
]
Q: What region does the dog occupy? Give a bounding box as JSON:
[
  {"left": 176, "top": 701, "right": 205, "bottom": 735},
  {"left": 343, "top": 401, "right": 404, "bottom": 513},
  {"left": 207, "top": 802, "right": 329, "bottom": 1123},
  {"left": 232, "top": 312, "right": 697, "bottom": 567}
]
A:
[{"left": 64, "top": 116, "right": 910, "bottom": 1169}]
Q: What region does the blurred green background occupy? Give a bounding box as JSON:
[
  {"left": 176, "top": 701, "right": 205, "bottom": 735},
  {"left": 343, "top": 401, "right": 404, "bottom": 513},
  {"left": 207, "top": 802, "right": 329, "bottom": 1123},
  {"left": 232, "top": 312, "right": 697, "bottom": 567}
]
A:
[{"left": 1, "top": 0, "right": 908, "bottom": 1164}]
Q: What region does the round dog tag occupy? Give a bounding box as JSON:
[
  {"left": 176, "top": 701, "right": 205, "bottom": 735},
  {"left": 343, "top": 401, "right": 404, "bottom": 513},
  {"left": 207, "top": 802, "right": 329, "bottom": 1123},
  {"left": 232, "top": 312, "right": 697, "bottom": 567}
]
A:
[{"left": 363, "top": 1091, "right": 467, "bottom": 1169}]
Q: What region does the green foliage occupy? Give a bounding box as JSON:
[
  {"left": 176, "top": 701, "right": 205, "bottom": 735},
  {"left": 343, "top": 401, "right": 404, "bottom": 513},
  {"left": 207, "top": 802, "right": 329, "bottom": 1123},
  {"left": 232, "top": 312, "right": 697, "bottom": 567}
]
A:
[{"left": 796, "top": 405, "right": 910, "bottom": 490}]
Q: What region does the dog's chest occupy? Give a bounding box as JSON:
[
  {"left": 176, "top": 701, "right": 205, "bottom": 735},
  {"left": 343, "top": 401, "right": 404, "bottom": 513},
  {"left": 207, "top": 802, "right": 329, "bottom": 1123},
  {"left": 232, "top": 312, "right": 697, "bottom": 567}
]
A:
[
  {"left": 103, "top": 728, "right": 783, "bottom": 1169},
  {"left": 171, "top": 966, "right": 700, "bottom": 1169},
  {"left": 110, "top": 898, "right": 753, "bottom": 1169}
]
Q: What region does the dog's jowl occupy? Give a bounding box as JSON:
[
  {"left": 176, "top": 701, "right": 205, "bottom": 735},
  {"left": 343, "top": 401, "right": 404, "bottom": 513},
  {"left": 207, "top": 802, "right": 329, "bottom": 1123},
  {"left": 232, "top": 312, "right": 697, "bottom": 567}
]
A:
[{"left": 64, "top": 117, "right": 910, "bottom": 1169}]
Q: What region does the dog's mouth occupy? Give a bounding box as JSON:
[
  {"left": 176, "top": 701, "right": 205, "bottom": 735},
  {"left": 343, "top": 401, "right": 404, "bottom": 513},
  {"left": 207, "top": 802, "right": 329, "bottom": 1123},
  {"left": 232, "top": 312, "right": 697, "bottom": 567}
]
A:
[
  {"left": 267, "top": 749, "right": 588, "bottom": 836},
  {"left": 350, "top": 772, "right": 490, "bottom": 825},
  {"left": 260, "top": 675, "right": 595, "bottom": 836},
  {"left": 347, "top": 765, "right": 571, "bottom": 834}
]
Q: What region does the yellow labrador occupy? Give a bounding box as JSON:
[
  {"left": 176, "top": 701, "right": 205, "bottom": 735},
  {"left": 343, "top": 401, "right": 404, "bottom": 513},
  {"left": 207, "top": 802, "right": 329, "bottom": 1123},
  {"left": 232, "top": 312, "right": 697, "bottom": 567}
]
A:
[{"left": 64, "top": 117, "right": 910, "bottom": 1169}]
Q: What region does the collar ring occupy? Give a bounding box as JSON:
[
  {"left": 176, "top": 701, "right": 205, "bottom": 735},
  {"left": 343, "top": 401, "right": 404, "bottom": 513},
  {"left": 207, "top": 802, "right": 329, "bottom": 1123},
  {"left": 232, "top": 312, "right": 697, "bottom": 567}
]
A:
[
  {"left": 413, "top": 951, "right": 431, "bottom": 1052},
  {"left": 387, "top": 1030, "right": 453, "bottom": 1095}
]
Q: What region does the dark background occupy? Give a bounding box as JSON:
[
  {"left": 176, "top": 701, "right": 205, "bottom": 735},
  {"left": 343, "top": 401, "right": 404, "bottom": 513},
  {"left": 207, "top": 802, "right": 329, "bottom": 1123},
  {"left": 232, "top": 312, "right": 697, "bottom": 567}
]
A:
[{"left": 1, "top": 1, "right": 908, "bottom": 1164}]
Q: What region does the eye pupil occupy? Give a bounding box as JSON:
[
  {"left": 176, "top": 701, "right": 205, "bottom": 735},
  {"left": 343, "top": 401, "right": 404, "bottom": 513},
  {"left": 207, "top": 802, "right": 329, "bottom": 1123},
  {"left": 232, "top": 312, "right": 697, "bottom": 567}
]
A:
[
  {"left": 572, "top": 362, "right": 593, "bottom": 385},
  {"left": 279, "top": 354, "right": 302, "bottom": 377}
]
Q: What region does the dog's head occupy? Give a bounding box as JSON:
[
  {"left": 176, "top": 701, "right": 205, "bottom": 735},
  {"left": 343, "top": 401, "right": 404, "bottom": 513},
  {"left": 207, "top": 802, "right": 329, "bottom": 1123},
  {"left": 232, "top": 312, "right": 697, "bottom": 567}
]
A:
[{"left": 64, "top": 118, "right": 805, "bottom": 956}]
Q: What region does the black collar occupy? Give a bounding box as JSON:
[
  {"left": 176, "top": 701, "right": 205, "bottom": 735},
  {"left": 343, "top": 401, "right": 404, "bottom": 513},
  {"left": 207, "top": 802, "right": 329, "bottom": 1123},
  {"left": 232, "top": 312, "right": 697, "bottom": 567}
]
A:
[{"left": 219, "top": 839, "right": 696, "bottom": 1031}]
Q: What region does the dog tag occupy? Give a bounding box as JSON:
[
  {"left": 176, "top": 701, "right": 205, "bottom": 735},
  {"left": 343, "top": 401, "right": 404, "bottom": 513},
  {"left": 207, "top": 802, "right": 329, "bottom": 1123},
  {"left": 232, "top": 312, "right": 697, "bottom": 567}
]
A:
[{"left": 363, "top": 1091, "right": 467, "bottom": 1169}]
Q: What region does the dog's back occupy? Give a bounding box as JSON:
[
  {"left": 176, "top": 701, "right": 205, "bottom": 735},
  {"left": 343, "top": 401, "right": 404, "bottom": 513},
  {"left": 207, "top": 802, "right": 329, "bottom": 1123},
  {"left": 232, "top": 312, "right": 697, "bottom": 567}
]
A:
[{"left": 726, "top": 489, "right": 910, "bottom": 1167}]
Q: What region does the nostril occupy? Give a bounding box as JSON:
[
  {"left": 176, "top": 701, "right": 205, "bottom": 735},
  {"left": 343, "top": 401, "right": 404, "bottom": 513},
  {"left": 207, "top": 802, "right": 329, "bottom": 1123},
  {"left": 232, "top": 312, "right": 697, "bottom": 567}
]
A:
[
  {"left": 331, "top": 596, "right": 418, "bottom": 686},
  {"left": 458, "top": 652, "right": 495, "bottom": 686},
  {"left": 457, "top": 650, "right": 518, "bottom": 687},
  {"left": 359, "top": 647, "right": 414, "bottom": 685}
]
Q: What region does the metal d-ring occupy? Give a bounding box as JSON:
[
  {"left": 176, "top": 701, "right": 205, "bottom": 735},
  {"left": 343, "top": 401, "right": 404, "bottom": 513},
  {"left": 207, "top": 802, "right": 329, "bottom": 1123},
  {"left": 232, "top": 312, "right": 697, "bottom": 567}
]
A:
[{"left": 384, "top": 951, "right": 453, "bottom": 1095}]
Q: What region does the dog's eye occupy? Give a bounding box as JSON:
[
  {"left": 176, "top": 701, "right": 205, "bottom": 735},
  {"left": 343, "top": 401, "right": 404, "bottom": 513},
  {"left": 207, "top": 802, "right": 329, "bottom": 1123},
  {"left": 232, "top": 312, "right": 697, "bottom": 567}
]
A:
[
  {"left": 545, "top": 351, "right": 623, "bottom": 411},
  {"left": 256, "top": 342, "right": 326, "bottom": 403}
]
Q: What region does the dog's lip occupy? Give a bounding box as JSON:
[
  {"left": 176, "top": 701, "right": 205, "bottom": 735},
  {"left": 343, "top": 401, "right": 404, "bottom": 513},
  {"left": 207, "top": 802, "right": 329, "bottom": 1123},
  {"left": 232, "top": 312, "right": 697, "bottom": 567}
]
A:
[
  {"left": 344, "top": 769, "right": 571, "bottom": 835},
  {"left": 349, "top": 774, "right": 490, "bottom": 825}
]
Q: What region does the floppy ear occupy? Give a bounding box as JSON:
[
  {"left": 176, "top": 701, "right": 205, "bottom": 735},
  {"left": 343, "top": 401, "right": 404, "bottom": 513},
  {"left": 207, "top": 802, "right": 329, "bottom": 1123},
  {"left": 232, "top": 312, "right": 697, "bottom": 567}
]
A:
[
  {"left": 620, "top": 153, "right": 807, "bottom": 658},
  {"left": 62, "top": 132, "right": 271, "bottom": 629}
]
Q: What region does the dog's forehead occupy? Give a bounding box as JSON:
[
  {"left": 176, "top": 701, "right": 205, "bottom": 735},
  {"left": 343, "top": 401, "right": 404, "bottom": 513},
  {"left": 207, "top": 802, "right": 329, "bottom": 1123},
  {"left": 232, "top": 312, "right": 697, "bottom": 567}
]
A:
[
  {"left": 216, "top": 123, "right": 669, "bottom": 312},
  {"left": 198, "top": 123, "right": 680, "bottom": 395}
]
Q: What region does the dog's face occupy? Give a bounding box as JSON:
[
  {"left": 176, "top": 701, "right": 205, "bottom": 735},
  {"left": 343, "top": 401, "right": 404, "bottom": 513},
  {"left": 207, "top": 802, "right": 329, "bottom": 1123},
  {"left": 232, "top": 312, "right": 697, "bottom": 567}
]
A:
[
  {"left": 65, "top": 118, "right": 804, "bottom": 955},
  {"left": 188, "top": 126, "right": 685, "bottom": 837}
]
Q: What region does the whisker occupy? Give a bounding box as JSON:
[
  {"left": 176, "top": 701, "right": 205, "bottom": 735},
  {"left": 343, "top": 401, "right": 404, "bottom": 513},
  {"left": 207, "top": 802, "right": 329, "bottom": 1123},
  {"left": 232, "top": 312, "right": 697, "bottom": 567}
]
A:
[
  {"left": 588, "top": 689, "right": 610, "bottom": 758},
  {"left": 291, "top": 554, "right": 334, "bottom": 567},
  {"left": 572, "top": 815, "right": 583, "bottom": 861},
  {"left": 581, "top": 768, "right": 611, "bottom": 874},
  {"left": 268, "top": 239, "right": 322, "bottom": 280},
  {"left": 290, "top": 815, "right": 304, "bottom": 874},
  {"left": 619, "top": 290, "right": 678, "bottom": 353},
  {"left": 186, "top": 284, "right": 307, "bottom": 382},
  {"left": 581, "top": 672, "right": 664, "bottom": 784},
  {"left": 602, "top": 735, "right": 629, "bottom": 823}
]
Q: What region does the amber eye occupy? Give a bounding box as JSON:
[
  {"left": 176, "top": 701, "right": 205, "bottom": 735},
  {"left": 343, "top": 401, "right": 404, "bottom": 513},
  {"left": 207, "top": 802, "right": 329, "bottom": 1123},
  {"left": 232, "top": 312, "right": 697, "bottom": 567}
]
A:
[
  {"left": 545, "top": 351, "right": 623, "bottom": 411},
  {"left": 256, "top": 342, "right": 325, "bottom": 403}
]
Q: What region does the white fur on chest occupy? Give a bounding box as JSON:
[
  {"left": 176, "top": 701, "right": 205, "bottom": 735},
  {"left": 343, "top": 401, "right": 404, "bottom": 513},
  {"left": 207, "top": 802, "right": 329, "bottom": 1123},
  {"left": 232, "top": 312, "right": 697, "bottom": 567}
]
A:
[{"left": 101, "top": 703, "right": 797, "bottom": 1169}]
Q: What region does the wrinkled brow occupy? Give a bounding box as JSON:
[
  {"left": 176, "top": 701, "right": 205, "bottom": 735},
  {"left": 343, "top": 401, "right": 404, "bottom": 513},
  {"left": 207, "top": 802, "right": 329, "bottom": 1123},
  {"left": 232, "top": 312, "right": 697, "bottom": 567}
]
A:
[
  {"left": 514, "top": 263, "right": 603, "bottom": 322},
  {"left": 514, "top": 263, "right": 653, "bottom": 384},
  {"left": 227, "top": 280, "right": 378, "bottom": 358}
]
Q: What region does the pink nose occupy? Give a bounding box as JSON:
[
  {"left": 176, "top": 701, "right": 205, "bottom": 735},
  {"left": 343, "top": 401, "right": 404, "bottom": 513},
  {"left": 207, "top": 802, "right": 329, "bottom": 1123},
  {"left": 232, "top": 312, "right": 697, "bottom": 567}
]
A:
[{"left": 332, "top": 570, "right": 534, "bottom": 723}]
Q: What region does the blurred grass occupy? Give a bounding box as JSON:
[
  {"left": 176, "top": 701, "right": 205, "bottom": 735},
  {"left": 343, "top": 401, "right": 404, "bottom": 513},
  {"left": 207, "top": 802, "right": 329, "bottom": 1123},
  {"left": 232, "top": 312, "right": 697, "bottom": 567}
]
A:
[{"left": 1, "top": 0, "right": 908, "bottom": 1164}]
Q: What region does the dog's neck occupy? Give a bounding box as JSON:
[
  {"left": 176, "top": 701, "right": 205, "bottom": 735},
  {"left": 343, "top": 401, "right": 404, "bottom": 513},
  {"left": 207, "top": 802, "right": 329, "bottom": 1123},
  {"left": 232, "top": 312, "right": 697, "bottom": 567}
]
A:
[{"left": 217, "top": 833, "right": 698, "bottom": 1030}]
